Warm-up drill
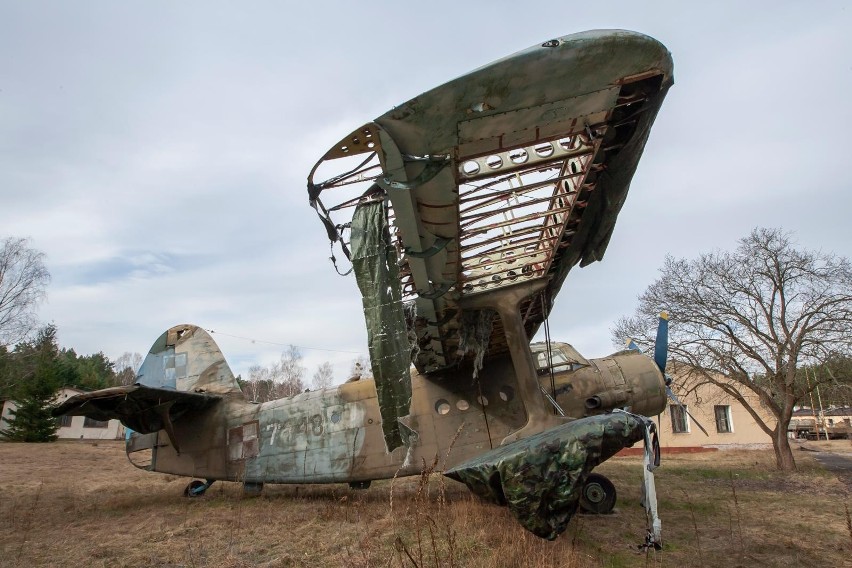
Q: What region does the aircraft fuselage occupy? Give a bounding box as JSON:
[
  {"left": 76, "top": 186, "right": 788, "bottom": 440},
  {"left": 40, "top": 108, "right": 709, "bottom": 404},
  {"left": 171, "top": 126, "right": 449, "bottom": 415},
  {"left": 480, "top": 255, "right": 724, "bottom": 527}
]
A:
[{"left": 128, "top": 342, "right": 666, "bottom": 485}]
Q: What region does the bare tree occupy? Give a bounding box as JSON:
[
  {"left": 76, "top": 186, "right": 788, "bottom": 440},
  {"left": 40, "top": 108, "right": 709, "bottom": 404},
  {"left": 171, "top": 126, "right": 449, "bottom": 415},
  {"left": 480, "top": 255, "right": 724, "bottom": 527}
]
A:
[
  {"left": 614, "top": 228, "right": 852, "bottom": 471},
  {"left": 312, "top": 361, "right": 335, "bottom": 390},
  {"left": 113, "top": 352, "right": 143, "bottom": 386},
  {"left": 272, "top": 345, "right": 306, "bottom": 397},
  {"left": 811, "top": 354, "right": 852, "bottom": 407},
  {"left": 243, "top": 363, "right": 272, "bottom": 402},
  {"left": 241, "top": 346, "right": 308, "bottom": 401},
  {"left": 0, "top": 237, "right": 50, "bottom": 347}
]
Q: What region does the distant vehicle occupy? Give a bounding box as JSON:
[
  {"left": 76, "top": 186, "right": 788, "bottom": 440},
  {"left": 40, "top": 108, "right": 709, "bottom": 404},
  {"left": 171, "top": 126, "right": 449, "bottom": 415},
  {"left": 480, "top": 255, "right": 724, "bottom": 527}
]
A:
[
  {"left": 792, "top": 415, "right": 852, "bottom": 440},
  {"left": 800, "top": 426, "right": 851, "bottom": 441}
]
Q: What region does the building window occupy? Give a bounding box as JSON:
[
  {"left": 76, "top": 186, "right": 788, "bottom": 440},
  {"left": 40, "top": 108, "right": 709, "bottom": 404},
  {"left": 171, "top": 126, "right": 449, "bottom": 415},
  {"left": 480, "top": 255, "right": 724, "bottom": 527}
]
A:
[
  {"left": 83, "top": 417, "right": 109, "bottom": 428},
  {"left": 670, "top": 405, "right": 689, "bottom": 433},
  {"left": 714, "top": 405, "right": 733, "bottom": 433},
  {"left": 57, "top": 415, "right": 73, "bottom": 428}
]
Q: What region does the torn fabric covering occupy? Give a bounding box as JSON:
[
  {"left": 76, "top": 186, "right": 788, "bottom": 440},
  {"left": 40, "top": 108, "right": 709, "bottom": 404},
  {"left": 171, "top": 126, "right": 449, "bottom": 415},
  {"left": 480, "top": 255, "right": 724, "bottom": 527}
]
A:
[
  {"left": 457, "top": 309, "right": 496, "bottom": 378},
  {"left": 444, "top": 413, "right": 648, "bottom": 540},
  {"left": 643, "top": 424, "right": 662, "bottom": 547},
  {"left": 635, "top": 411, "right": 662, "bottom": 546},
  {"left": 613, "top": 409, "right": 662, "bottom": 547},
  {"left": 350, "top": 199, "right": 412, "bottom": 451},
  {"left": 51, "top": 385, "right": 219, "bottom": 434}
]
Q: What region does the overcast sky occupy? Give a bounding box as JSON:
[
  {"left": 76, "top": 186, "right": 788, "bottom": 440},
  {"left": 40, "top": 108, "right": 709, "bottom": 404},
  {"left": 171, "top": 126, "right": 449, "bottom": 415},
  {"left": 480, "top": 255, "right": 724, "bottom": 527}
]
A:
[{"left": 2, "top": 1, "right": 850, "bottom": 384}]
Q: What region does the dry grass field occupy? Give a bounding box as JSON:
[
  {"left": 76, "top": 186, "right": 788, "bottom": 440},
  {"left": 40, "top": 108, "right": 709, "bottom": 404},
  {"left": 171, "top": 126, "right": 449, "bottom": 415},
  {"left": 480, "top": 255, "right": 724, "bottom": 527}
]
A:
[{"left": 1, "top": 440, "right": 850, "bottom": 568}]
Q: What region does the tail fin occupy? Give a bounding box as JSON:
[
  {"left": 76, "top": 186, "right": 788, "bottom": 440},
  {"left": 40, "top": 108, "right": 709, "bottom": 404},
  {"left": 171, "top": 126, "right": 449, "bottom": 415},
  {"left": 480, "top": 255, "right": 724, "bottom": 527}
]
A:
[
  {"left": 53, "top": 324, "right": 240, "bottom": 454},
  {"left": 137, "top": 324, "right": 242, "bottom": 395}
]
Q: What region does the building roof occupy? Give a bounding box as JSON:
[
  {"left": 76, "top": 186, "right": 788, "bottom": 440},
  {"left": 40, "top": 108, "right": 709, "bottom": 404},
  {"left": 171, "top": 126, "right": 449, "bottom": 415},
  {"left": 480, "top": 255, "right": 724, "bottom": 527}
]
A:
[{"left": 792, "top": 407, "right": 852, "bottom": 417}]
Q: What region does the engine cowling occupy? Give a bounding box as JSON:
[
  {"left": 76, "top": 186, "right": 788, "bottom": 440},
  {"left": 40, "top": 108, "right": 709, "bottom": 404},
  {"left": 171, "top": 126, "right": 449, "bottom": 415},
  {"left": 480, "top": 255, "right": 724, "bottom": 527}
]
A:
[{"left": 533, "top": 343, "right": 667, "bottom": 419}]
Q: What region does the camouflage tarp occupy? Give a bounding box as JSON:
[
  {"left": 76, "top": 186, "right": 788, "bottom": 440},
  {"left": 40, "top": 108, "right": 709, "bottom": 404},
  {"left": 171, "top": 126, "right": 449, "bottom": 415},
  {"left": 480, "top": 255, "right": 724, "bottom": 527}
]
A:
[
  {"left": 444, "top": 413, "right": 647, "bottom": 540},
  {"left": 350, "top": 200, "right": 412, "bottom": 452}
]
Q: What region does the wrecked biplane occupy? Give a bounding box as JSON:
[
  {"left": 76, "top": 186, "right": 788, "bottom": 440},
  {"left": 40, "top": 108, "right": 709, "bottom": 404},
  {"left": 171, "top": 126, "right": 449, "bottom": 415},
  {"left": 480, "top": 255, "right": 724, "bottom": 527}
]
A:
[{"left": 55, "top": 30, "right": 673, "bottom": 542}]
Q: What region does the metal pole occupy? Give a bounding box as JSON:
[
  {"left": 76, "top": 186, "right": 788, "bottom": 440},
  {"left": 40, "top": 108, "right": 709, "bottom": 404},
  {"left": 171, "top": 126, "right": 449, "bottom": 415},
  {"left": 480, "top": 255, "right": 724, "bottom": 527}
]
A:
[
  {"left": 805, "top": 369, "right": 820, "bottom": 441},
  {"left": 814, "top": 370, "right": 828, "bottom": 440}
]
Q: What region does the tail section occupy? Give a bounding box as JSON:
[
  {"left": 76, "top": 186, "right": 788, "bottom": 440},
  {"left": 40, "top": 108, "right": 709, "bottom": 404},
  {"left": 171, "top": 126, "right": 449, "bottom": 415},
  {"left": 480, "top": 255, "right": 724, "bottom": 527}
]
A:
[
  {"left": 53, "top": 324, "right": 241, "bottom": 455},
  {"left": 137, "top": 324, "right": 242, "bottom": 395}
]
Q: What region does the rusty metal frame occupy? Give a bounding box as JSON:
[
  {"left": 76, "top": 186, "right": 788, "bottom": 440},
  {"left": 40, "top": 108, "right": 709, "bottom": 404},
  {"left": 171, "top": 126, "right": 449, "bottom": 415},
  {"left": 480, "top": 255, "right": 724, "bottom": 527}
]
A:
[
  {"left": 453, "top": 129, "right": 603, "bottom": 298},
  {"left": 307, "top": 59, "right": 668, "bottom": 370}
]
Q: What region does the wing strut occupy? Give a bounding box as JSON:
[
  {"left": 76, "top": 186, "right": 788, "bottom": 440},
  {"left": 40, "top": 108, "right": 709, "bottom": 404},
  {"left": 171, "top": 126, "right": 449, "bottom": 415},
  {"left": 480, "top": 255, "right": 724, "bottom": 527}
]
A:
[{"left": 459, "top": 279, "right": 566, "bottom": 444}]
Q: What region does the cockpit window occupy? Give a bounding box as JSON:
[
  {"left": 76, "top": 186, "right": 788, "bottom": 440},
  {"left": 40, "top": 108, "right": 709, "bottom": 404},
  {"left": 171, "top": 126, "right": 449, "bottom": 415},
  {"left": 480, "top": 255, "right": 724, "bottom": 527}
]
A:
[{"left": 530, "top": 343, "right": 589, "bottom": 373}]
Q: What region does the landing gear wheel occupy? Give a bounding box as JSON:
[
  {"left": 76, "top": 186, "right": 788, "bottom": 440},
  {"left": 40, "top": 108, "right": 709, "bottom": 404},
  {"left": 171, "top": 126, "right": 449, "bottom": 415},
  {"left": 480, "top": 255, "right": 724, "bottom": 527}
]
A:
[
  {"left": 579, "top": 473, "right": 616, "bottom": 514},
  {"left": 184, "top": 480, "right": 208, "bottom": 497}
]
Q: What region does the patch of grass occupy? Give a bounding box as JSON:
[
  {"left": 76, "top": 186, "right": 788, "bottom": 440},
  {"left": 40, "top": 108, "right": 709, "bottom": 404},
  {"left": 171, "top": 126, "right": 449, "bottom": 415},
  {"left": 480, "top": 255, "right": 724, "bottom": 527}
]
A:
[
  {"left": 598, "top": 552, "right": 632, "bottom": 568},
  {"left": 0, "top": 441, "right": 850, "bottom": 567},
  {"left": 658, "top": 497, "right": 721, "bottom": 514},
  {"left": 661, "top": 465, "right": 771, "bottom": 481}
]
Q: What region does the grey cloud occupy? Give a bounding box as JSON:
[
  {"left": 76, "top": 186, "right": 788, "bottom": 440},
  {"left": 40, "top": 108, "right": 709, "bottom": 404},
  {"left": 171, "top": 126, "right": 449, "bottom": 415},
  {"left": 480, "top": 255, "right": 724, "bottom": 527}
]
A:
[{"left": 2, "top": 1, "right": 850, "bottom": 382}]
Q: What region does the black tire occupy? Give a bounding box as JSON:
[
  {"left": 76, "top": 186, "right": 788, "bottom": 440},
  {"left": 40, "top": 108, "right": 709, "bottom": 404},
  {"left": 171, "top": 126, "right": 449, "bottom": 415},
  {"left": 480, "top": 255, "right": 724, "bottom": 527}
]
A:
[
  {"left": 184, "top": 479, "right": 207, "bottom": 497},
  {"left": 579, "top": 473, "right": 617, "bottom": 514}
]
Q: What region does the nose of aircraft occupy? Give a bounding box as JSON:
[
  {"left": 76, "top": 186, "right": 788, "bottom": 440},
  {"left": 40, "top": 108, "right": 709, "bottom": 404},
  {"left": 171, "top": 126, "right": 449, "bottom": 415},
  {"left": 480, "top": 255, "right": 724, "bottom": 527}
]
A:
[{"left": 627, "top": 313, "right": 709, "bottom": 436}]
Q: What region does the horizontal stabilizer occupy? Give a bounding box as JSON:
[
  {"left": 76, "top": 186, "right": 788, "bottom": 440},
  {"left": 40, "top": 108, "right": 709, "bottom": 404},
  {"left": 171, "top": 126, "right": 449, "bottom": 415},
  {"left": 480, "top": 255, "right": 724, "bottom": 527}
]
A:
[{"left": 52, "top": 385, "right": 220, "bottom": 434}]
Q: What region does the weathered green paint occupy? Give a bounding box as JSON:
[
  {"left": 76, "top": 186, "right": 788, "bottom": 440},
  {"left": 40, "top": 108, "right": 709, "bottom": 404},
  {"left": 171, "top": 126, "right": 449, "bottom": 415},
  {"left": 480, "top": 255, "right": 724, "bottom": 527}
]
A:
[
  {"left": 350, "top": 200, "right": 412, "bottom": 452},
  {"left": 445, "top": 413, "right": 648, "bottom": 540}
]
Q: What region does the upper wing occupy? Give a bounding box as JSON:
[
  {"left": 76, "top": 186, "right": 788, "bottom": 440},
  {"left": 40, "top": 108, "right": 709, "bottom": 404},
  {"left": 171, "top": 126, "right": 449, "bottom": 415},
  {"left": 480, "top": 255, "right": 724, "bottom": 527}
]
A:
[{"left": 308, "top": 30, "right": 673, "bottom": 374}]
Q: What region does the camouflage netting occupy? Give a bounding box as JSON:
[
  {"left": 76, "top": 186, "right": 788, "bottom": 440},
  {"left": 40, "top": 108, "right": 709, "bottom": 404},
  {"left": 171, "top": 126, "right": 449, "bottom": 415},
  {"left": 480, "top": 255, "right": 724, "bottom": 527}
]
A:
[
  {"left": 444, "top": 413, "right": 648, "bottom": 540},
  {"left": 350, "top": 200, "right": 413, "bottom": 452}
]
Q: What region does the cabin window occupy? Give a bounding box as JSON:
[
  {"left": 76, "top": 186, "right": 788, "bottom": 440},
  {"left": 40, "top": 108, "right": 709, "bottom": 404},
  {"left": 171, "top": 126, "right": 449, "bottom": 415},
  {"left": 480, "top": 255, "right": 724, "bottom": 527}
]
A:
[
  {"left": 57, "top": 415, "right": 73, "bottom": 428},
  {"left": 670, "top": 405, "right": 689, "bottom": 433},
  {"left": 456, "top": 400, "right": 470, "bottom": 411},
  {"left": 714, "top": 405, "right": 732, "bottom": 433},
  {"left": 435, "top": 400, "right": 451, "bottom": 415},
  {"left": 531, "top": 344, "right": 587, "bottom": 373},
  {"left": 534, "top": 349, "right": 570, "bottom": 371},
  {"left": 83, "top": 417, "right": 109, "bottom": 428}
]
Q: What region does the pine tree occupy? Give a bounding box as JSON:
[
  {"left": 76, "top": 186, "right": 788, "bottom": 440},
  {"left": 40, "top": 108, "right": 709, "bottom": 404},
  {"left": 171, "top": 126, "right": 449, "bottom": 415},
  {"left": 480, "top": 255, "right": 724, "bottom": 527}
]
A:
[
  {"left": 1, "top": 325, "right": 61, "bottom": 442},
  {"left": 2, "top": 374, "right": 58, "bottom": 442}
]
